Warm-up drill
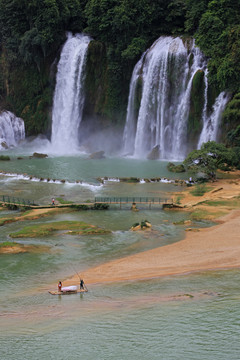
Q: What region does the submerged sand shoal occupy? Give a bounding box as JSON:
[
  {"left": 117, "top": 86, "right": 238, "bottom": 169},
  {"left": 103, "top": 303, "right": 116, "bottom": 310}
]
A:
[
  {"left": 66, "top": 178, "right": 240, "bottom": 285},
  {"left": 71, "top": 210, "right": 240, "bottom": 284}
]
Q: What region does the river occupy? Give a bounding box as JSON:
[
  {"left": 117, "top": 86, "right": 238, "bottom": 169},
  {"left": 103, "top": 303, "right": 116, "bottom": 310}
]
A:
[{"left": 0, "top": 145, "right": 239, "bottom": 359}]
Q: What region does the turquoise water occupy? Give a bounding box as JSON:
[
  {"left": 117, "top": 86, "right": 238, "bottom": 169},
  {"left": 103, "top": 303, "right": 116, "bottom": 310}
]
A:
[{"left": 0, "top": 153, "right": 240, "bottom": 359}]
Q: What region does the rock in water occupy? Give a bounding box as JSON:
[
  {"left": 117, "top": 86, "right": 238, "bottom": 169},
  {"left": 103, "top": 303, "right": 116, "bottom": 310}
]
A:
[
  {"left": 147, "top": 145, "right": 160, "bottom": 160},
  {"left": 32, "top": 152, "right": 48, "bottom": 158},
  {"left": 167, "top": 162, "right": 185, "bottom": 173},
  {"left": 89, "top": 151, "right": 105, "bottom": 159}
]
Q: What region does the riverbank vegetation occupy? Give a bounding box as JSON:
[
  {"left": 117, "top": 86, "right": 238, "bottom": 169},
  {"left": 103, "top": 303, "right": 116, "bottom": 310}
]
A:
[
  {"left": 183, "top": 141, "right": 239, "bottom": 180},
  {"left": 0, "top": 241, "right": 49, "bottom": 254},
  {"left": 0, "top": 0, "right": 240, "bottom": 141},
  {"left": 9, "top": 220, "right": 110, "bottom": 238}
]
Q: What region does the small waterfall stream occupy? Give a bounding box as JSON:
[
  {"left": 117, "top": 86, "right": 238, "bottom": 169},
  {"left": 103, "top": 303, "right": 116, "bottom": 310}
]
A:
[
  {"left": 51, "top": 33, "right": 91, "bottom": 153},
  {"left": 123, "top": 36, "right": 228, "bottom": 160},
  {"left": 0, "top": 111, "right": 25, "bottom": 150},
  {"left": 197, "top": 92, "right": 230, "bottom": 148}
]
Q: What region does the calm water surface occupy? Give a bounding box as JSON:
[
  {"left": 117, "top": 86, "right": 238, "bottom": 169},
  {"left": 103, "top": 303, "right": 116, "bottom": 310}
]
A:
[{"left": 0, "top": 152, "right": 240, "bottom": 359}]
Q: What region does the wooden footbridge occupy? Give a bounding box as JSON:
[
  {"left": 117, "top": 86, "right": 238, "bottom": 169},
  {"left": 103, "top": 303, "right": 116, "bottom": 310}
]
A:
[
  {"left": 94, "top": 196, "right": 173, "bottom": 209},
  {"left": 0, "top": 195, "right": 36, "bottom": 208},
  {"left": 0, "top": 195, "right": 173, "bottom": 210}
]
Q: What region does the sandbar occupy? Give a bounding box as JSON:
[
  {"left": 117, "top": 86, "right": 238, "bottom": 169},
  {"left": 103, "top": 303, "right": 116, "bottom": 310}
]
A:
[
  {"left": 67, "top": 178, "right": 240, "bottom": 285},
  {"left": 73, "top": 210, "right": 240, "bottom": 284}
]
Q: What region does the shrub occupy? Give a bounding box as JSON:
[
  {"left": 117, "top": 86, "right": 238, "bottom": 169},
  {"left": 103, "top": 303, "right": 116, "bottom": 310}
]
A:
[
  {"left": 0, "top": 155, "right": 10, "bottom": 161},
  {"left": 190, "top": 184, "right": 210, "bottom": 196}
]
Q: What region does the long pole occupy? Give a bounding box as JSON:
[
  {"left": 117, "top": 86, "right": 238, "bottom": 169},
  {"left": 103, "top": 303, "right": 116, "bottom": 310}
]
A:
[{"left": 71, "top": 266, "right": 88, "bottom": 292}]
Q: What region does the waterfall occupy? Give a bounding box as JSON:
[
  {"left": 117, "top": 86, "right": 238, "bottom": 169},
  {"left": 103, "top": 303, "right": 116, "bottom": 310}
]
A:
[
  {"left": 123, "top": 58, "right": 145, "bottom": 155},
  {"left": 197, "top": 92, "right": 230, "bottom": 148},
  {"left": 51, "top": 33, "right": 91, "bottom": 154},
  {"left": 0, "top": 111, "right": 25, "bottom": 150},
  {"left": 123, "top": 36, "right": 228, "bottom": 160}
]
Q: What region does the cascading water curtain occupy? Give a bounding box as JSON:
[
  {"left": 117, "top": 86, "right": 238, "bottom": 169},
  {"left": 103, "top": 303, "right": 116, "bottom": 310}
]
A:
[
  {"left": 51, "top": 33, "right": 91, "bottom": 154},
  {"left": 0, "top": 111, "right": 25, "bottom": 150},
  {"left": 123, "top": 36, "right": 228, "bottom": 160}
]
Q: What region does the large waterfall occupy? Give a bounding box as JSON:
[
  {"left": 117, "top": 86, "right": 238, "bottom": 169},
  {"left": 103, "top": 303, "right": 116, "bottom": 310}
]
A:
[
  {"left": 0, "top": 111, "right": 25, "bottom": 150},
  {"left": 123, "top": 36, "right": 228, "bottom": 160},
  {"left": 51, "top": 33, "right": 91, "bottom": 153}
]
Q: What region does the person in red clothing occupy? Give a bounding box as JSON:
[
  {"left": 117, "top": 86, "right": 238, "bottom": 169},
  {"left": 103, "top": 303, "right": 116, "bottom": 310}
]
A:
[{"left": 58, "top": 281, "right": 62, "bottom": 292}]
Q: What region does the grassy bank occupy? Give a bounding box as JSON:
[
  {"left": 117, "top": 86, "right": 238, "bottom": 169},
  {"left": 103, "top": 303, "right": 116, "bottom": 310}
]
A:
[{"left": 9, "top": 221, "right": 110, "bottom": 238}]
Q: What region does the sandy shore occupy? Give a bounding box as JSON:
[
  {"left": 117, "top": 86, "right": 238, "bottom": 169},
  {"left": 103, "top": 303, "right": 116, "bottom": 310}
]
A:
[
  {"left": 67, "top": 178, "right": 240, "bottom": 285},
  {"left": 73, "top": 210, "right": 240, "bottom": 285}
]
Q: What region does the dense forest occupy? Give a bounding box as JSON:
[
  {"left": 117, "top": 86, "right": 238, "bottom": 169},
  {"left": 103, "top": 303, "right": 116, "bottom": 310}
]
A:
[{"left": 0, "top": 0, "right": 240, "bottom": 143}]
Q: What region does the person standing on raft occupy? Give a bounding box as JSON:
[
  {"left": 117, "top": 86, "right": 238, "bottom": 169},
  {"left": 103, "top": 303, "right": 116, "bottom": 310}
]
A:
[
  {"left": 58, "top": 281, "right": 62, "bottom": 292},
  {"left": 80, "top": 279, "right": 85, "bottom": 290}
]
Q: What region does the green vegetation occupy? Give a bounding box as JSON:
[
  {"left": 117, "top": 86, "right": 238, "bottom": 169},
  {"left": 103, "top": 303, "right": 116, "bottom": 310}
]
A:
[
  {"left": 190, "top": 208, "right": 226, "bottom": 220},
  {"left": 70, "top": 203, "right": 109, "bottom": 210},
  {"left": 131, "top": 219, "right": 151, "bottom": 229},
  {"left": 132, "top": 222, "right": 140, "bottom": 228},
  {"left": 175, "top": 196, "right": 183, "bottom": 204},
  {"left": 93, "top": 203, "right": 109, "bottom": 210},
  {"left": 167, "top": 162, "right": 185, "bottom": 173},
  {"left": 3, "top": 204, "right": 20, "bottom": 210},
  {"left": 222, "top": 94, "right": 240, "bottom": 142},
  {"left": 56, "top": 197, "right": 73, "bottom": 204},
  {"left": 9, "top": 220, "right": 110, "bottom": 238},
  {"left": 0, "top": 155, "right": 10, "bottom": 161},
  {"left": 140, "top": 220, "right": 151, "bottom": 229},
  {"left": 190, "top": 184, "right": 211, "bottom": 196},
  {"left": 183, "top": 141, "right": 238, "bottom": 180},
  {"left": 195, "top": 0, "right": 240, "bottom": 92},
  {"left": 205, "top": 198, "right": 240, "bottom": 208},
  {"left": 0, "top": 241, "right": 18, "bottom": 247},
  {"left": 120, "top": 177, "right": 140, "bottom": 183}
]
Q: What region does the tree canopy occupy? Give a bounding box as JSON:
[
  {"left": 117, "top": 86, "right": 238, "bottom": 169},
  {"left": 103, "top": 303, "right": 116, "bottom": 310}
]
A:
[
  {"left": 183, "top": 141, "right": 238, "bottom": 179},
  {"left": 1, "top": 0, "right": 240, "bottom": 91}
]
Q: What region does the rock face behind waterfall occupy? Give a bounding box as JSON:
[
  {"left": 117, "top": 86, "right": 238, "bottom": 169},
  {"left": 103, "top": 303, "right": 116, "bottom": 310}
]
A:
[
  {"left": 0, "top": 111, "right": 25, "bottom": 150},
  {"left": 123, "top": 36, "right": 228, "bottom": 161}
]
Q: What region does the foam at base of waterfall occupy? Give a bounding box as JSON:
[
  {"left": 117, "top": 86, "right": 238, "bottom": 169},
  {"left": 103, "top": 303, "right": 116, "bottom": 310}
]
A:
[{"left": 0, "top": 111, "right": 25, "bottom": 150}]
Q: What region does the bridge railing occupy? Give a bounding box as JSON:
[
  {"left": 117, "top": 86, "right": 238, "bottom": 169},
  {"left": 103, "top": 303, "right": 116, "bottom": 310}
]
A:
[
  {"left": 0, "top": 195, "right": 35, "bottom": 206},
  {"left": 94, "top": 197, "right": 172, "bottom": 204}
]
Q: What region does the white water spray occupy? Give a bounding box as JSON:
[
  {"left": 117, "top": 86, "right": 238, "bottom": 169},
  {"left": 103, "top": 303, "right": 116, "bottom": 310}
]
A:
[
  {"left": 0, "top": 111, "right": 25, "bottom": 150},
  {"left": 51, "top": 33, "right": 91, "bottom": 154},
  {"left": 123, "top": 36, "right": 228, "bottom": 160},
  {"left": 197, "top": 92, "right": 229, "bottom": 148}
]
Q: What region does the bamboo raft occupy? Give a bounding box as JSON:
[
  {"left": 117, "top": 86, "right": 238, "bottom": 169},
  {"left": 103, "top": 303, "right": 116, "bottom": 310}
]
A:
[
  {"left": 49, "top": 285, "right": 88, "bottom": 295},
  {"left": 49, "top": 289, "right": 88, "bottom": 295}
]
